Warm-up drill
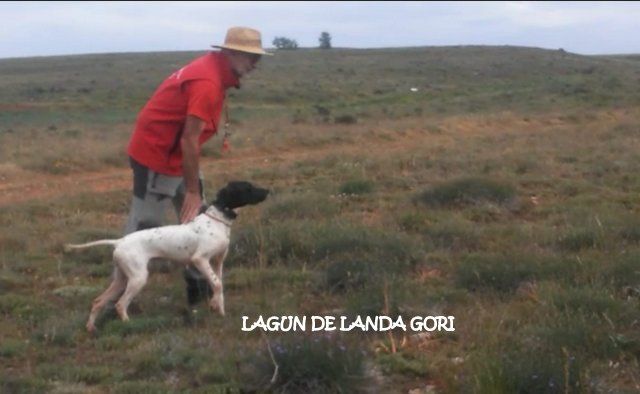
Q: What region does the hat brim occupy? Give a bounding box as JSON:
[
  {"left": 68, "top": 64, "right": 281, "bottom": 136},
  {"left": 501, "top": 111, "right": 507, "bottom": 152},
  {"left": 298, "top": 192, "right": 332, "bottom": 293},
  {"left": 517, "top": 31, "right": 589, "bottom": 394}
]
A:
[{"left": 212, "top": 44, "right": 273, "bottom": 56}]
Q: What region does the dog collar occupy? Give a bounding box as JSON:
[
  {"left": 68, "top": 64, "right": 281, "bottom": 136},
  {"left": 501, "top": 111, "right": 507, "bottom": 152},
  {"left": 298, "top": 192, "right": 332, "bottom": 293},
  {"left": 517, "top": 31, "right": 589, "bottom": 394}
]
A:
[{"left": 204, "top": 212, "right": 233, "bottom": 227}]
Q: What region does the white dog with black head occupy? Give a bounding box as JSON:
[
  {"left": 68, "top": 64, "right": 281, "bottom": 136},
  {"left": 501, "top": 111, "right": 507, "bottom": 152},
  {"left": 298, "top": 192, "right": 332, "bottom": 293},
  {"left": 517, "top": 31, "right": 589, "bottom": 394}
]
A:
[{"left": 66, "top": 181, "right": 269, "bottom": 333}]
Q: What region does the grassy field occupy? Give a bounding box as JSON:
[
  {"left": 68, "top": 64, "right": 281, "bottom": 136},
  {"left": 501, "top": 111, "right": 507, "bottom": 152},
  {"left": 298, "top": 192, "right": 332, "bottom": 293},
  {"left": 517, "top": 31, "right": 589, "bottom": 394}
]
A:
[{"left": 1, "top": 46, "right": 640, "bottom": 393}]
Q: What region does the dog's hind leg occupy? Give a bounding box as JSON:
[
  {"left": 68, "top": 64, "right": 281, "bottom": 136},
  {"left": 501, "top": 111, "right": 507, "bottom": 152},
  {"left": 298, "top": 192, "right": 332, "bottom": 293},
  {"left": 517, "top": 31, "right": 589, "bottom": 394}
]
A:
[
  {"left": 114, "top": 264, "right": 149, "bottom": 322},
  {"left": 192, "top": 256, "right": 225, "bottom": 316},
  {"left": 87, "top": 267, "right": 127, "bottom": 333}
]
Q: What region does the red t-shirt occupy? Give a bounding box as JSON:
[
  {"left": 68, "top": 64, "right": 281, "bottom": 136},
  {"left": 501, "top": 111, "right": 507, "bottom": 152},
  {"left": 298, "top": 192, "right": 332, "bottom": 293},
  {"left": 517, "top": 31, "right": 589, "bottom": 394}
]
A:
[{"left": 127, "top": 52, "right": 239, "bottom": 175}]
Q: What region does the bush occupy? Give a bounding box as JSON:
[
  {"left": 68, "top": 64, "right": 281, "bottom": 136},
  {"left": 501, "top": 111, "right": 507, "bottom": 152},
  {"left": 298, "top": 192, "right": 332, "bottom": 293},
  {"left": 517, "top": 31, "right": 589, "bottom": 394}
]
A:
[
  {"left": 230, "top": 222, "right": 420, "bottom": 269},
  {"left": 472, "top": 347, "right": 586, "bottom": 394},
  {"left": 345, "top": 285, "right": 401, "bottom": 318},
  {"left": 619, "top": 221, "right": 640, "bottom": 243},
  {"left": 339, "top": 179, "right": 374, "bottom": 195},
  {"left": 314, "top": 225, "right": 418, "bottom": 267},
  {"left": 325, "top": 259, "right": 374, "bottom": 293},
  {"left": 377, "top": 353, "right": 431, "bottom": 377},
  {"left": 602, "top": 252, "right": 640, "bottom": 288},
  {"left": 0, "top": 294, "right": 50, "bottom": 323},
  {"left": 455, "top": 254, "right": 552, "bottom": 294},
  {"left": 0, "top": 338, "right": 28, "bottom": 358},
  {"left": 334, "top": 114, "right": 357, "bottom": 124},
  {"left": 0, "top": 375, "right": 49, "bottom": 394},
  {"left": 263, "top": 193, "right": 339, "bottom": 221},
  {"left": 263, "top": 335, "right": 366, "bottom": 393},
  {"left": 417, "top": 177, "right": 516, "bottom": 207},
  {"left": 423, "top": 219, "right": 481, "bottom": 251},
  {"left": 230, "top": 222, "right": 314, "bottom": 266},
  {"left": 557, "top": 229, "right": 602, "bottom": 252},
  {"left": 273, "top": 37, "right": 299, "bottom": 50}
]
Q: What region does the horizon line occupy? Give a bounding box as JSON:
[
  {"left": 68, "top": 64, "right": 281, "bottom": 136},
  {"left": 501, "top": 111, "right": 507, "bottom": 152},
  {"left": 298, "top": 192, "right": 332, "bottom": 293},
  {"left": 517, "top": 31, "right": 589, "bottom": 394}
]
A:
[{"left": 2, "top": 44, "right": 640, "bottom": 61}]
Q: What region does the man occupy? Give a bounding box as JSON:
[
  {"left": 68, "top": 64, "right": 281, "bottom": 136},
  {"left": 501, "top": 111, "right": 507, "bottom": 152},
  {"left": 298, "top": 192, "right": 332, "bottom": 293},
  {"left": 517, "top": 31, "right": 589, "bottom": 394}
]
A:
[{"left": 125, "top": 27, "right": 270, "bottom": 307}]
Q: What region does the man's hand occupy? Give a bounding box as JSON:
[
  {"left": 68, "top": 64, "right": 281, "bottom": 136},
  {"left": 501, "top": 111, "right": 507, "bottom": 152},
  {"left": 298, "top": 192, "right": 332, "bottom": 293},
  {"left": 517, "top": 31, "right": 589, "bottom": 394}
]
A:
[
  {"left": 180, "top": 190, "right": 202, "bottom": 223},
  {"left": 180, "top": 115, "right": 205, "bottom": 223}
]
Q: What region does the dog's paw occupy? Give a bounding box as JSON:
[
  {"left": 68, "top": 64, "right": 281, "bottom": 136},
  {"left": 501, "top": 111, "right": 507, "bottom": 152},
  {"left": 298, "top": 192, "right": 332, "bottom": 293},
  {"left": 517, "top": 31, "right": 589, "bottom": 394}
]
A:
[{"left": 210, "top": 297, "right": 225, "bottom": 316}]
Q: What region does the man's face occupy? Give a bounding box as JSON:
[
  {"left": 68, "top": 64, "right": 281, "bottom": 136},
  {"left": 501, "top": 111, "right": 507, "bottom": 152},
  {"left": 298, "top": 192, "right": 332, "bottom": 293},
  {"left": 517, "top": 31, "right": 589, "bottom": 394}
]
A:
[{"left": 227, "top": 50, "right": 261, "bottom": 78}]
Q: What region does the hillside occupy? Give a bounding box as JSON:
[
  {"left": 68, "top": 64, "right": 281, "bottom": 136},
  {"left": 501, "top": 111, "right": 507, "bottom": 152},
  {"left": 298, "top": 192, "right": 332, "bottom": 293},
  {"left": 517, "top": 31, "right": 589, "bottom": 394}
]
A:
[{"left": 1, "top": 46, "right": 640, "bottom": 393}]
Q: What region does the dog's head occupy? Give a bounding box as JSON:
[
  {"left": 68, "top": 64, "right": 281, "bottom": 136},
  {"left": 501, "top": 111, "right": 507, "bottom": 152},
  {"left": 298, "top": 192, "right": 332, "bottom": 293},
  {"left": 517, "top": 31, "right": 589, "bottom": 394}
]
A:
[{"left": 213, "top": 181, "right": 269, "bottom": 212}]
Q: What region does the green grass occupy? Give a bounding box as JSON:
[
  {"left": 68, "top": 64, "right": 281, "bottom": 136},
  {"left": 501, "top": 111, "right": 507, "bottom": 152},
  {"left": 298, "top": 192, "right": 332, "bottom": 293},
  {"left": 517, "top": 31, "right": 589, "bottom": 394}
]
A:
[
  {"left": 259, "top": 334, "right": 367, "bottom": 393},
  {"left": 417, "top": 177, "right": 516, "bottom": 207}
]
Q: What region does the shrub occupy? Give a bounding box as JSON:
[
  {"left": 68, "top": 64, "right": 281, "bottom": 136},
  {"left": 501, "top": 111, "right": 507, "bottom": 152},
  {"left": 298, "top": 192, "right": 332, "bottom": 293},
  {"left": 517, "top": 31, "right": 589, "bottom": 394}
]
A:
[
  {"left": 538, "top": 314, "right": 621, "bottom": 360},
  {"left": 0, "top": 294, "right": 50, "bottom": 323},
  {"left": 455, "top": 254, "right": 551, "bottom": 293},
  {"left": 471, "top": 347, "right": 586, "bottom": 394},
  {"left": 230, "top": 222, "right": 315, "bottom": 266},
  {"left": 619, "top": 221, "right": 640, "bottom": 243},
  {"left": 338, "top": 179, "right": 374, "bottom": 195},
  {"left": 347, "top": 291, "right": 402, "bottom": 321},
  {"left": 602, "top": 252, "right": 640, "bottom": 288},
  {"left": 32, "top": 312, "right": 87, "bottom": 346},
  {"left": 377, "top": 353, "right": 431, "bottom": 377},
  {"left": 0, "top": 234, "right": 27, "bottom": 254},
  {"left": 557, "top": 229, "right": 602, "bottom": 252},
  {"left": 273, "top": 37, "right": 299, "bottom": 50},
  {"left": 397, "top": 211, "right": 430, "bottom": 232},
  {"left": 0, "top": 273, "right": 27, "bottom": 295},
  {"left": 0, "top": 375, "right": 49, "bottom": 394},
  {"left": 231, "top": 222, "right": 420, "bottom": 269},
  {"left": 314, "top": 225, "right": 418, "bottom": 267},
  {"left": 262, "top": 335, "right": 366, "bottom": 393},
  {"left": 423, "top": 219, "right": 481, "bottom": 251},
  {"left": 263, "top": 193, "right": 339, "bottom": 221},
  {"left": 417, "top": 177, "right": 516, "bottom": 207},
  {"left": 334, "top": 114, "right": 357, "bottom": 124},
  {"left": 0, "top": 338, "right": 28, "bottom": 358},
  {"left": 325, "top": 259, "right": 374, "bottom": 293}
]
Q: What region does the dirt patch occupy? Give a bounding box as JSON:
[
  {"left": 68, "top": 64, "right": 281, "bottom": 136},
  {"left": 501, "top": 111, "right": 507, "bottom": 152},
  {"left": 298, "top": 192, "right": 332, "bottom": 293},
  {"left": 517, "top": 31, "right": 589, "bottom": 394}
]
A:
[{"left": 1, "top": 108, "right": 632, "bottom": 208}]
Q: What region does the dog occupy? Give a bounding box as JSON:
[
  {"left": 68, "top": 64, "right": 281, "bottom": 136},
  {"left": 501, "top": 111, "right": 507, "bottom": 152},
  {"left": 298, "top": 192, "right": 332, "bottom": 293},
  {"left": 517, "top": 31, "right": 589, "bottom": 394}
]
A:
[{"left": 65, "top": 181, "right": 269, "bottom": 333}]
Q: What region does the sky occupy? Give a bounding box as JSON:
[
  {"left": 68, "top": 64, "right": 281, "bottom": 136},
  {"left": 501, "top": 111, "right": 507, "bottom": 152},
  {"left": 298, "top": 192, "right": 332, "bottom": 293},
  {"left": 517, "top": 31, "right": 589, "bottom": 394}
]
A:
[{"left": 1, "top": 1, "right": 640, "bottom": 59}]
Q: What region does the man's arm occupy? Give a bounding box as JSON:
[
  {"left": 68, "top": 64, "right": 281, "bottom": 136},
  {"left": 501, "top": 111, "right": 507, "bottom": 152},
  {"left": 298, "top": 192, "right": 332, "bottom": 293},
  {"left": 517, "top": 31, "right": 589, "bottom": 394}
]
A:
[{"left": 180, "top": 115, "right": 205, "bottom": 223}]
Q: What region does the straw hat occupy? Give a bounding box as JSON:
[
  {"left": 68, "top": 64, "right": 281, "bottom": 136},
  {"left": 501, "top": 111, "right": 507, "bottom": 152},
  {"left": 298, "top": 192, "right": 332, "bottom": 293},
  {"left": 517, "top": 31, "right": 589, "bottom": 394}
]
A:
[{"left": 212, "top": 27, "right": 272, "bottom": 56}]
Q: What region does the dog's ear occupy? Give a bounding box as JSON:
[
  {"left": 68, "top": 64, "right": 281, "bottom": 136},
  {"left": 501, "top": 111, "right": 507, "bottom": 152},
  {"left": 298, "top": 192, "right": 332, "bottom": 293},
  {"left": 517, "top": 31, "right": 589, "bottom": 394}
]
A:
[
  {"left": 213, "top": 187, "right": 231, "bottom": 209},
  {"left": 219, "top": 187, "right": 229, "bottom": 202}
]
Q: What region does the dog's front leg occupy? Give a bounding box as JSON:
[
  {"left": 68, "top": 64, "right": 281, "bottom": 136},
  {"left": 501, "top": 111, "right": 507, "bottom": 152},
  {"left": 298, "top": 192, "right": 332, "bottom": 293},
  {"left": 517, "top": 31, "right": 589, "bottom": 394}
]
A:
[
  {"left": 191, "top": 257, "right": 225, "bottom": 316},
  {"left": 211, "top": 249, "right": 229, "bottom": 316}
]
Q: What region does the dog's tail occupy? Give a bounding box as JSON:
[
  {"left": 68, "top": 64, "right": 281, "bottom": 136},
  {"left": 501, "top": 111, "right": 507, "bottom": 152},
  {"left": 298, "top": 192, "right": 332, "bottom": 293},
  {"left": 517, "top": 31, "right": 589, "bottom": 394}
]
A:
[{"left": 64, "top": 239, "right": 120, "bottom": 252}]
